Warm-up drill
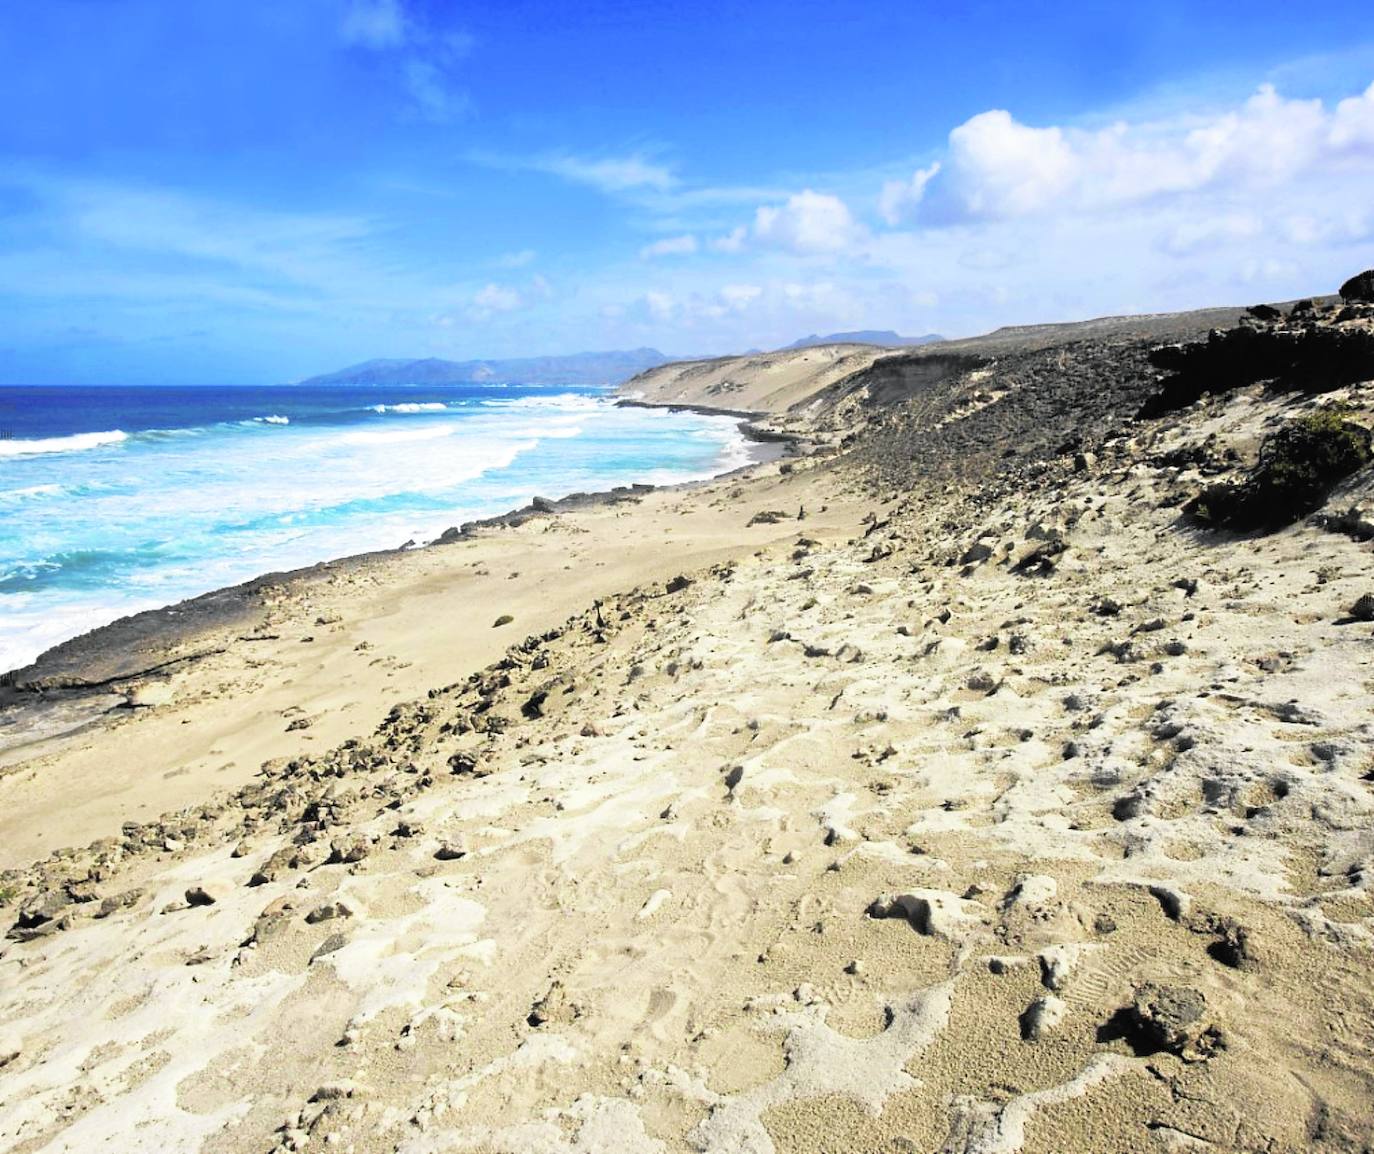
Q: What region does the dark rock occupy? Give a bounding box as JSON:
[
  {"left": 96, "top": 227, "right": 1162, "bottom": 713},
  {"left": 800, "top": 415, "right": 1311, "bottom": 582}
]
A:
[
  {"left": 1339, "top": 269, "right": 1374, "bottom": 303},
  {"left": 1142, "top": 323, "right": 1374, "bottom": 416},
  {"left": 1103, "top": 983, "right": 1221, "bottom": 1060}
]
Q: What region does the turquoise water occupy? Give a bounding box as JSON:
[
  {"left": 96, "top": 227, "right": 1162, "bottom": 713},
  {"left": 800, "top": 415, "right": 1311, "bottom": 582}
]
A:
[{"left": 0, "top": 383, "right": 751, "bottom": 672}]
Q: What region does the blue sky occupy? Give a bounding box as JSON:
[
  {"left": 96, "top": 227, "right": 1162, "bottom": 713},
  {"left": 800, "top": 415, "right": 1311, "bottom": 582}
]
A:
[{"left": 1, "top": 1, "right": 1373, "bottom": 384}]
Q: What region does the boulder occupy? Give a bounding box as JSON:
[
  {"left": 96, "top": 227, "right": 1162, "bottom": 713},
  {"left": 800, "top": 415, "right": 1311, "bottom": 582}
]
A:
[{"left": 1339, "top": 269, "right": 1374, "bottom": 303}]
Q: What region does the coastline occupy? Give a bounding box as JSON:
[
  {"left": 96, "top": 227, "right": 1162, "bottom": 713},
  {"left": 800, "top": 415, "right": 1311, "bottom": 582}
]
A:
[
  {"left": 5, "top": 300, "right": 1374, "bottom": 1151},
  {"left": 1, "top": 404, "right": 789, "bottom": 692},
  {"left": 0, "top": 406, "right": 822, "bottom": 865}
]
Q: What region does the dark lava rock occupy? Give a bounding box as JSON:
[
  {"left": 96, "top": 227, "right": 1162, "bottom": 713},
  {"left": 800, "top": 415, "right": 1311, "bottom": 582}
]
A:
[
  {"left": 1142, "top": 324, "right": 1374, "bottom": 416},
  {"left": 1339, "top": 269, "right": 1374, "bottom": 303}
]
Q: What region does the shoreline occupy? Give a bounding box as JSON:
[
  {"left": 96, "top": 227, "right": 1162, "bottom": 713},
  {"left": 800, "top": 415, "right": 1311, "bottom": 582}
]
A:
[
  {"left": 0, "top": 409, "right": 825, "bottom": 863},
  {"left": 0, "top": 405, "right": 790, "bottom": 695}
]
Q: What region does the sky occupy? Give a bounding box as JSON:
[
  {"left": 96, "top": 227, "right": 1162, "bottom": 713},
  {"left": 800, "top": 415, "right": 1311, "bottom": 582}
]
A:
[{"left": 1, "top": 1, "right": 1373, "bottom": 384}]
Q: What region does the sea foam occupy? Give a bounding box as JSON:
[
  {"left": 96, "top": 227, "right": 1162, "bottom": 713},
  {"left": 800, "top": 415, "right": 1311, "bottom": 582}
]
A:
[{"left": 0, "top": 430, "right": 128, "bottom": 458}]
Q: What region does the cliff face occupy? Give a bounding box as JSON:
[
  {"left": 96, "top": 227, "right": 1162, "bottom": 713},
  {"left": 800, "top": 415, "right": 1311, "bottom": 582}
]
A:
[{"left": 618, "top": 343, "right": 888, "bottom": 413}]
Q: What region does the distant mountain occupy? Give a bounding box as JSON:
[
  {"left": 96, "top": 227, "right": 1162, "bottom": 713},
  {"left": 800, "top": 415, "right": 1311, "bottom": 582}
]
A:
[
  {"left": 297, "top": 348, "right": 670, "bottom": 388},
  {"left": 782, "top": 330, "right": 943, "bottom": 350}
]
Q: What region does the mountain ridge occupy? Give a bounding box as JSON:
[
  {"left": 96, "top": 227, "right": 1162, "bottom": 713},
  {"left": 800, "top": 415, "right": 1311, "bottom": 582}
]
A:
[{"left": 295, "top": 348, "right": 670, "bottom": 388}]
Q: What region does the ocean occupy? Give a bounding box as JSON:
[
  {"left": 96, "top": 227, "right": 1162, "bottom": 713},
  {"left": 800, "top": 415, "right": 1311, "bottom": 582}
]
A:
[{"left": 0, "top": 383, "right": 753, "bottom": 674}]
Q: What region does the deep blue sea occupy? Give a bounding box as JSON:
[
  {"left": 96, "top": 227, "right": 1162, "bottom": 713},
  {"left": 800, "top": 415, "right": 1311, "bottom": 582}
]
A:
[{"left": 0, "top": 383, "right": 751, "bottom": 673}]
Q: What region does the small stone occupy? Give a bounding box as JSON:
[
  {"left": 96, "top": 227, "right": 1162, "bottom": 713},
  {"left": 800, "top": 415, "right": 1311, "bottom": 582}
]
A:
[
  {"left": 1020, "top": 994, "right": 1066, "bottom": 1041},
  {"left": 185, "top": 882, "right": 230, "bottom": 907},
  {"left": 434, "top": 840, "right": 468, "bottom": 861},
  {"left": 844, "top": 959, "right": 863, "bottom": 976},
  {"left": 305, "top": 901, "right": 354, "bottom": 924},
  {"left": 329, "top": 835, "right": 371, "bottom": 865}
]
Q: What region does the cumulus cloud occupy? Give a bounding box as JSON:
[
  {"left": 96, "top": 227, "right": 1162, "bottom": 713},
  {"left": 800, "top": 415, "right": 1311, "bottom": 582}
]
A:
[
  {"left": 879, "top": 162, "right": 941, "bottom": 225},
  {"left": 639, "top": 234, "right": 699, "bottom": 259},
  {"left": 753, "top": 190, "right": 861, "bottom": 253},
  {"left": 923, "top": 82, "right": 1374, "bottom": 222}
]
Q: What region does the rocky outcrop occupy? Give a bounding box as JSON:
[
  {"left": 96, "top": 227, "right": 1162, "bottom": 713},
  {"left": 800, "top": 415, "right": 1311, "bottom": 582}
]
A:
[
  {"left": 1142, "top": 317, "right": 1374, "bottom": 416},
  {"left": 1339, "top": 269, "right": 1374, "bottom": 303}
]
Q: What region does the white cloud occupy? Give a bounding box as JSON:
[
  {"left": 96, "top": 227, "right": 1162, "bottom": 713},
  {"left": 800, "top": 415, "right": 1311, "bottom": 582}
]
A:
[
  {"left": 879, "top": 161, "right": 941, "bottom": 225},
  {"left": 925, "top": 81, "right": 1374, "bottom": 223},
  {"left": 719, "top": 283, "right": 762, "bottom": 310},
  {"left": 639, "top": 234, "right": 699, "bottom": 259},
  {"left": 497, "top": 248, "right": 537, "bottom": 268},
  {"left": 1331, "top": 80, "right": 1374, "bottom": 150},
  {"left": 643, "top": 290, "right": 675, "bottom": 320},
  {"left": 471, "top": 282, "right": 522, "bottom": 314},
  {"left": 539, "top": 154, "right": 676, "bottom": 193},
  {"left": 340, "top": 0, "right": 409, "bottom": 48},
  {"left": 710, "top": 226, "right": 747, "bottom": 253},
  {"left": 754, "top": 190, "right": 861, "bottom": 253}
]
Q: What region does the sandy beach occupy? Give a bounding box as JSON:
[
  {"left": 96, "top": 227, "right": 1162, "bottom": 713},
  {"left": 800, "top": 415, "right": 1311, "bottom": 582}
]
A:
[{"left": 2, "top": 294, "right": 1374, "bottom": 1153}]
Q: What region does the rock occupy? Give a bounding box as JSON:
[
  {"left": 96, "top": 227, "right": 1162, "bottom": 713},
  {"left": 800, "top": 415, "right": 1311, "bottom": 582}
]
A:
[
  {"left": 665, "top": 574, "right": 693, "bottom": 594},
  {"left": 310, "top": 1081, "right": 360, "bottom": 1102},
  {"left": 1339, "top": 269, "right": 1374, "bottom": 303},
  {"left": 1037, "top": 946, "right": 1077, "bottom": 992},
  {"left": 1003, "top": 874, "right": 1057, "bottom": 911},
  {"left": 306, "top": 901, "right": 354, "bottom": 924},
  {"left": 1148, "top": 884, "right": 1192, "bottom": 922},
  {"left": 960, "top": 541, "right": 994, "bottom": 565},
  {"left": 1349, "top": 593, "right": 1374, "bottom": 622},
  {"left": 124, "top": 682, "right": 172, "bottom": 708},
  {"left": 1116, "top": 983, "right": 1220, "bottom": 1060},
  {"left": 329, "top": 835, "right": 371, "bottom": 865},
  {"left": 1202, "top": 915, "right": 1261, "bottom": 971},
  {"left": 95, "top": 888, "right": 144, "bottom": 919},
  {"left": 1073, "top": 451, "right": 1096, "bottom": 473},
  {"left": 14, "top": 890, "right": 70, "bottom": 932},
  {"left": 527, "top": 980, "right": 577, "bottom": 1027},
  {"left": 1019, "top": 994, "right": 1066, "bottom": 1041},
  {"left": 868, "top": 889, "right": 986, "bottom": 940},
  {"left": 434, "top": 840, "right": 468, "bottom": 861},
  {"left": 251, "top": 846, "right": 303, "bottom": 886},
  {"left": 1246, "top": 303, "right": 1282, "bottom": 322},
  {"left": 309, "top": 933, "right": 349, "bottom": 963},
  {"left": 925, "top": 637, "right": 967, "bottom": 666},
  {"left": 493, "top": 614, "right": 514, "bottom": 628},
  {"left": 185, "top": 882, "right": 230, "bottom": 907},
  {"left": 0, "top": 1036, "right": 19, "bottom": 1069}
]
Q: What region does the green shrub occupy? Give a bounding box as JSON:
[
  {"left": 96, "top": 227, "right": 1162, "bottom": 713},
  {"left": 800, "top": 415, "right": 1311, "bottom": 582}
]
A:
[{"left": 1186, "top": 411, "right": 1372, "bottom": 530}]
